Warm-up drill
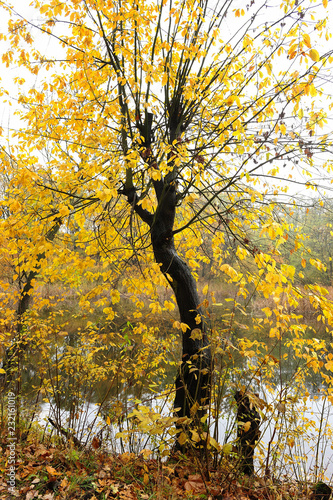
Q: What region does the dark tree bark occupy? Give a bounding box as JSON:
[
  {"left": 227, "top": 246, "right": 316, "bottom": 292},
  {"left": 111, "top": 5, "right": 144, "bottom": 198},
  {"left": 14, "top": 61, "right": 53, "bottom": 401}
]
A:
[
  {"left": 234, "top": 391, "right": 261, "bottom": 475},
  {"left": 122, "top": 175, "right": 211, "bottom": 425},
  {"left": 119, "top": 99, "right": 212, "bottom": 427},
  {"left": 16, "top": 219, "right": 62, "bottom": 328},
  {"left": 150, "top": 181, "right": 212, "bottom": 422}
]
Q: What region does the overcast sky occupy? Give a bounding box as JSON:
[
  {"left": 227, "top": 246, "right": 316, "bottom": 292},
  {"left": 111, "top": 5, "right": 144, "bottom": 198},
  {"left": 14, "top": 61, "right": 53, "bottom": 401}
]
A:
[
  {"left": 1, "top": 0, "right": 332, "bottom": 127},
  {"left": 1, "top": 0, "right": 332, "bottom": 201}
]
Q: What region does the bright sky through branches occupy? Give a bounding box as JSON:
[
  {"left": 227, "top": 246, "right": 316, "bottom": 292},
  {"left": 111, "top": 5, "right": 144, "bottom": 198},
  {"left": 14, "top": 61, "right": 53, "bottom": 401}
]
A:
[{"left": 0, "top": 0, "right": 332, "bottom": 204}]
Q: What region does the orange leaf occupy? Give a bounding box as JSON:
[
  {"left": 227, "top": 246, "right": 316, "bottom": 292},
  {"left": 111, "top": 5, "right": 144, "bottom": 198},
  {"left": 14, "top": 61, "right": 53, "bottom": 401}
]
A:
[
  {"left": 184, "top": 474, "right": 206, "bottom": 494},
  {"left": 91, "top": 436, "right": 101, "bottom": 449},
  {"left": 45, "top": 465, "right": 61, "bottom": 476}
]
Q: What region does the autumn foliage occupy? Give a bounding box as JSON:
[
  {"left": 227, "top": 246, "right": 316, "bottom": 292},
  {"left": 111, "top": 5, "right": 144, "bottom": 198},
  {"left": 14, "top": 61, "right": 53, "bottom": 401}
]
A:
[{"left": 0, "top": 0, "right": 333, "bottom": 491}]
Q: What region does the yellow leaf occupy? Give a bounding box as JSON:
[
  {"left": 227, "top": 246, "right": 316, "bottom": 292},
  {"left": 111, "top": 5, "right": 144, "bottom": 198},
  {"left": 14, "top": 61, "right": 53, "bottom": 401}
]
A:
[
  {"left": 163, "top": 300, "right": 175, "bottom": 311},
  {"left": 309, "top": 84, "right": 317, "bottom": 97},
  {"left": 262, "top": 307, "right": 272, "bottom": 317},
  {"left": 140, "top": 449, "right": 152, "bottom": 459},
  {"left": 103, "top": 307, "right": 115, "bottom": 320},
  {"left": 150, "top": 169, "right": 161, "bottom": 181},
  {"left": 190, "top": 328, "right": 203, "bottom": 340},
  {"left": 325, "top": 359, "right": 333, "bottom": 372},
  {"left": 143, "top": 473, "right": 149, "bottom": 485},
  {"left": 180, "top": 322, "right": 189, "bottom": 332},
  {"left": 309, "top": 49, "right": 320, "bottom": 62},
  {"left": 303, "top": 33, "right": 311, "bottom": 49},
  {"left": 178, "top": 431, "right": 188, "bottom": 446},
  {"left": 190, "top": 430, "right": 201, "bottom": 442},
  {"left": 57, "top": 331, "right": 68, "bottom": 336},
  {"left": 281, "top": 264, "right": 295, "bottom": 279},
  {"left": 236, "top": 247, "right": 248, "bottom": 260},
  {"left": 190, "top": 401, "right": 200, "bottom": 416},
  {"left": 110, "top": 289, "right": 120, "bottom": 303},
  {"left": 287, "top": 438, "right": 295, "bottom": 448},
  {"left": 288, "top": 43, "right": 298, "bottom": 59},
  {"left": 149, "top": 302, "right": 162, "bottom": 314},
  {"left": 323, "top": 0, "right": 328, "bottom": 7},
  {"left": 280, "top": 123, "right": 287, "bottom": 135},
  {"left": 209, "top": 436, "right": 221, "bottom": 450},
  {"left": 40, "top": 4, "right": 50, "bottom": 15},
  {"left": 222, "top": 443, "right": 233, "bottom": 455}
]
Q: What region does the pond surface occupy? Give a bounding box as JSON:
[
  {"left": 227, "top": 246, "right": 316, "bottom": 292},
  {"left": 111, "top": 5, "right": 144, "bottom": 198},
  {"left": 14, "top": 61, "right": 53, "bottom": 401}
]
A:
[
  {"left": 34, "top": 387, "right": 333, "bottom": 480},
  {"left": 20, "top": 312, "right": 333, "bottom": 481}
]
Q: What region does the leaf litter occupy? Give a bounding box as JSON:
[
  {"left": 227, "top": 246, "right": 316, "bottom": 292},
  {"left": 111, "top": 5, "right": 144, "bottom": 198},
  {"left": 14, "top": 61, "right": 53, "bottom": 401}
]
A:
[{"left": 0, "top": 441, "right": 323, "bottom": 499}]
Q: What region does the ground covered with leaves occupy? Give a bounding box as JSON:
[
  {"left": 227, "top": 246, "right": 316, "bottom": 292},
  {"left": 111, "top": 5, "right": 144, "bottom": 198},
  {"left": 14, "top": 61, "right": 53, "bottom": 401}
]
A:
[{"left": 0, "top": 441, "right": 326, "bottom": 500}]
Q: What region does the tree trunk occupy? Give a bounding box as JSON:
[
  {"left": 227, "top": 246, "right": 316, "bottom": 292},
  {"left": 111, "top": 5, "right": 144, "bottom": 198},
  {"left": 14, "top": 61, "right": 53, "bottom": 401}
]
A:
[
  {"left": 150, "top": 181, "right": 211, "bottom": 422},
  {"left": 0, "top": 220, "right": 62, "bottom": 387},
  {"left": 234, "top": 391, "right": 261, "bottom": 475}
]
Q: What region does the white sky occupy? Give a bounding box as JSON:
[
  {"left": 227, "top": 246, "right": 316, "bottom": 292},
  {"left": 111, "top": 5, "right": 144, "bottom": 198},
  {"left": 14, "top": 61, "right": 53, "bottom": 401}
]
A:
[
  {"left": 0, "top": 0, "right": 332, "bottom": 202},
  {"left": 1, "top": 0, "right": 332, "bottom": 123}
]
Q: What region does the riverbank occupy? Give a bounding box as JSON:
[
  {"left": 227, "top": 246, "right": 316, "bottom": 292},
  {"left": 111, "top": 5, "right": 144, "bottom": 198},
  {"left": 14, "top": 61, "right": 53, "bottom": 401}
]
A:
[{"left": 0, "top": 439, "right": 330, "bottom": 500}]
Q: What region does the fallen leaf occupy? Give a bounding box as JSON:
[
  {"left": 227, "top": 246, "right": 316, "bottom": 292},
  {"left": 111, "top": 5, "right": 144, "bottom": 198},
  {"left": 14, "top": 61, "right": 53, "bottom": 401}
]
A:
[
  {"left": 184, "top": 474, "right": 206, "bottom": 494},
  {"left": 162, "top": 465, "right": 174, "bottom": 476},
  {"left": 139, "top": 449, "right": 152, "bottom": 459},
  {"left": 25, "top": 491, "right": 38, "bottom": 500},
  {"left": 35, "top": 445, "right": 50, "bottom": 457},
  {"left": 110, "top": 484, "right": 119, "bottom": 494},
  {"left": 91, "top": 436, "right": 101, "bottom": 449},
  {"left": 97, "top": 469, "right": 107, "bottom": 479},
  {"left": 118, "top": 487, "right": 138, "bottom": 499},
  {"left": 60, "top": 478, "right": 68, "bottom": 488},
  {"left": 45, "top": 465, "right": 61, "bottom": 476},
  {"left": 119, "top": 452, "right": 136, "bottom": 464}
]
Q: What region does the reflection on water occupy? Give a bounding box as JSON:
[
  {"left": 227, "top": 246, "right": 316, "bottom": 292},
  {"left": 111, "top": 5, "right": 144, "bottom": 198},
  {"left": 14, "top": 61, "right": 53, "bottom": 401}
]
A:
[
  {"left": 218, "top": 391, "right": 333, "bottom": 480},
  {"left": 20, "top": 319, "right": 333, "bottom": 480},
  {"left": 34, "top": 388, "right": 333, "bottom": 479}
]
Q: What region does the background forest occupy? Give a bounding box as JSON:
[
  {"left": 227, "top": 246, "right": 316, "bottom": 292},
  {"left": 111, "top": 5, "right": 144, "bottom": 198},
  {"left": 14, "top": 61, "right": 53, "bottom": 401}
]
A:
[{"left": 1, "top": 0, "right": 333, "bottom": 498}]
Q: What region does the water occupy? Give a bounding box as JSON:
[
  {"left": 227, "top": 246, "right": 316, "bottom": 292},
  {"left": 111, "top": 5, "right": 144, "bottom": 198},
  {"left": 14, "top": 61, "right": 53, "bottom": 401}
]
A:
[
  {"left": 18, "top": 316, "right": 333, "bottom": 480},
  {"left": 31, "top": 380, "right": 333, "bottom": 480}
]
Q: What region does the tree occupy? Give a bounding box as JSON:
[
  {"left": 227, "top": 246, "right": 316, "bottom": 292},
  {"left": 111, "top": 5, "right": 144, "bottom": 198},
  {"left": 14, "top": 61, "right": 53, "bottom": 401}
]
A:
[
  {"left": 292, "top": 200, "right": 333, "bottom": 285},
  {"left": 1, "top": 0, "right": 333, "bottom": 441}
]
